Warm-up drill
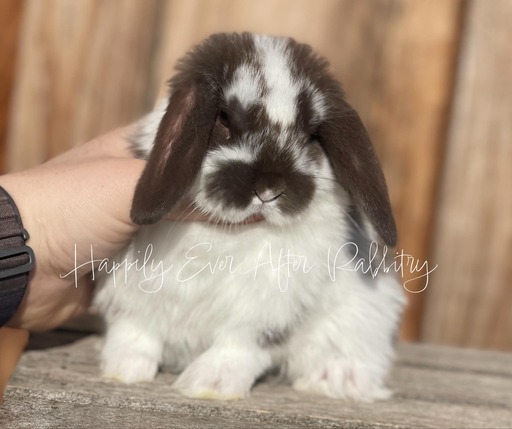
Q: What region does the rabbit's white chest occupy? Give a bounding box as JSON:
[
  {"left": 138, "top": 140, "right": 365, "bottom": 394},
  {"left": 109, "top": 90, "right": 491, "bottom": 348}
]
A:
[{"left": 96, "top": 218, "right": 338, "bottom": 369}]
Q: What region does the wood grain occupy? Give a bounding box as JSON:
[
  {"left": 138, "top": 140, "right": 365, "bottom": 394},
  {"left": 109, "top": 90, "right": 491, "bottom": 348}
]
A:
[
  {"left": 3, "top": 335, "right": 512, "bottom": 428},
  {"left": 422, "top": 0, "right": 512, "bottom": 350},
  {"left": 6, "top": 0, "right": 161, "bottom": 171},
  {"left": 0, "top": 0, "right": 24, "bottom": 173},
  {"left": 357, "top": 1, "right": 464, "bottom": 340}
]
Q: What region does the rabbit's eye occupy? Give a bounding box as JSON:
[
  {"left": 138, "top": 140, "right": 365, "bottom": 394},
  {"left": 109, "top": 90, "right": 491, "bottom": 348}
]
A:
[
  {"left": 219, "top": 110, "right": 230, "bottom": 128},
  {"left": 309, "top": 129, "right": 320, "bottom": 142}
]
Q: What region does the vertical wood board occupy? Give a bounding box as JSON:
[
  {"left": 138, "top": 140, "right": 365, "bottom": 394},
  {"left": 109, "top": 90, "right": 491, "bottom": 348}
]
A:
[
  {"left": 6, "top": 0, "right": 162, "bottom": 171},
  {"left": 423, "top": 0, "right": 512, "bottom": 350},
  {"left": 0, "top": 0, "right": 25, "bottom": 172}
]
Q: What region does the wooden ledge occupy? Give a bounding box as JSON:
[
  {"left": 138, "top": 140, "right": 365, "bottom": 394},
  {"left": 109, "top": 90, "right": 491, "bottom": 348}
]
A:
[{"left": 1, "top": 335, "right": 512, "bottom": 428}]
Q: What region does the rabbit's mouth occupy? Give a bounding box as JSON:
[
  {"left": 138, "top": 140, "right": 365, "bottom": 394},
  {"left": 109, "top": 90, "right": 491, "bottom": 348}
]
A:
[
  {"left": 206, "top": 213, "right": 265, "bottom": 226},
  {"left": 241, "top": 213, "right": 265, "bottom": 224}
]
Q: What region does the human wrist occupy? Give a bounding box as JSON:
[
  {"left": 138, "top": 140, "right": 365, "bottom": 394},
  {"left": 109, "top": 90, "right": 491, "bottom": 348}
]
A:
[{"left": 0, "top": 182, "right": 35, "bottom": 326}]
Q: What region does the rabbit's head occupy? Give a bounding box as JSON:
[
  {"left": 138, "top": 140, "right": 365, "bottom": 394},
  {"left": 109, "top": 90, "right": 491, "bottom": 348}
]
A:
[{"left": 131, "top": 33, "right": 396, "bottom": 246}]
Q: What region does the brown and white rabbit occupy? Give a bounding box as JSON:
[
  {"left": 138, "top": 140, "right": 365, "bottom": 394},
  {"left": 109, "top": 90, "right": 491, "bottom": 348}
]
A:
[{"left": 94, "top": 33, "right": 405, "bottom": 401}]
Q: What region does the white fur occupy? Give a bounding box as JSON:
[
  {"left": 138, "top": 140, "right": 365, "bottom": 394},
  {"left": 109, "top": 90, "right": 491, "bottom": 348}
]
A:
[
  {"left": 224, "top": 64, "right": 263, "bottom": 109},
  {"left": 224, "top": 36, "right": 326, "bottom": 132},
  {"left": 207, "top": 144, "right": 257, "bottom": 168},
  {"left": 253, "top": 35, "right": 301, "bottom": 127},
  {"left": 132, "top": 99, "right": 167, "bottom": 156},
  {"left": 308, "top": 85, "right": 328, "bottom": 123}
]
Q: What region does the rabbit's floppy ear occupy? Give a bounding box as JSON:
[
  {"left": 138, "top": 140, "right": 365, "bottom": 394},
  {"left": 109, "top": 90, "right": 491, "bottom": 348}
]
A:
[
  {"left": 131, "top": 79, "right": 217, "bottom": 225},
  {"left": 318, "top": 94, "right": 397, "bottom": 246}
]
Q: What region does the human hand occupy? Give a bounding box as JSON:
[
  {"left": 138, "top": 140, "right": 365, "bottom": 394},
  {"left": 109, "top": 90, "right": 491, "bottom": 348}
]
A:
[{"left": 0, "top": 127, "right": 205, "bottom": 331}]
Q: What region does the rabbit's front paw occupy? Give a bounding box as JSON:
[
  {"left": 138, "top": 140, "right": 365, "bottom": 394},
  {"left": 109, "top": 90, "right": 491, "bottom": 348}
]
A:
[
  {"left": 292, "top": 359, "right": 391, "bottom": 402},
  {"left": 102, "top": 353, "right": 158, "bottom": 384},
  {"left": 173, "top": 361, "right": 253, "bottom": 400},
  {"left": 172, "top": 347, "right": 271, "bottom": 400}
]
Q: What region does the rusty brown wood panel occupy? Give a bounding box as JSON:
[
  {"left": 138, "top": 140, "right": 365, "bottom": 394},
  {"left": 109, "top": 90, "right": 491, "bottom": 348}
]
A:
[
  {"left": 0, "top": 0, "right": 25, "bottom": 173},
  {"left": 423, "top": 0, "right": 512, "bottom": 350},
  {"left": 6, "top": 0, "right": 162, "bottom": 171},
  {"left": 151, "top": 0, "right": 464, "bottom": 340}
]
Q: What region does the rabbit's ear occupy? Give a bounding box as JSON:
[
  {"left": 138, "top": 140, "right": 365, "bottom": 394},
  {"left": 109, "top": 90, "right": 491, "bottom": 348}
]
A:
[
  {"left": 131, "top": 82, "right": 216, "bottom": 225},
  {"left": 318, "top": 96, "right": 397, "bottom": 246}
]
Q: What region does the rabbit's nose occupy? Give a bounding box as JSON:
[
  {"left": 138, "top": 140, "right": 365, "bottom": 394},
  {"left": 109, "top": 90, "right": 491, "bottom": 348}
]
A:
[{"left": 253, "top": 173, "right": 285, "bottom": 203}]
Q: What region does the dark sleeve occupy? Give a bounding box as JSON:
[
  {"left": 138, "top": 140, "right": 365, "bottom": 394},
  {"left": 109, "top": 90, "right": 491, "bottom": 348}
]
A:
[{"left": 0, "top": 187, "right": 34, "bottom": 326}]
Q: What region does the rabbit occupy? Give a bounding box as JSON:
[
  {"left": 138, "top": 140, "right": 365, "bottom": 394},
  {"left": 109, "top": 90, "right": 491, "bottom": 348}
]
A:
[{"left": 94, "top": 32, "right": 405, "bottom": 402}]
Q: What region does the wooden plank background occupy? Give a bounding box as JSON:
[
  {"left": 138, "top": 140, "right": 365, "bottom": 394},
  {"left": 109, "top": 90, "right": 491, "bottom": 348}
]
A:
[
  {"left": 0, "top": 0, "right": 25, "bottom": 171},
  {"left": 6, "top": 0, "right": 160, "bottom": 170},
  {"left": 422, "top": 0, "right": 512, "bottom": 350},
  {"left": 1, "top": 0, "right": 510, "bottom": 350}
]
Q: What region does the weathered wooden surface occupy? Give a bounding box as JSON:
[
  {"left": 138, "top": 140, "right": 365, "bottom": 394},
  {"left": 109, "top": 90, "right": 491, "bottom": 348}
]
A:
[
  {"left": 2, "top": 335, "right": 512, "bottom": 428},
  {"left": 422, "top": 0, "right": 512, "bottom": 350}
]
